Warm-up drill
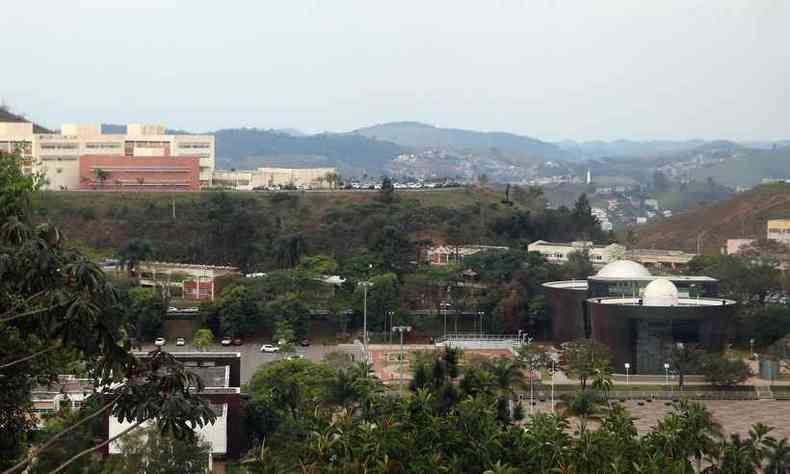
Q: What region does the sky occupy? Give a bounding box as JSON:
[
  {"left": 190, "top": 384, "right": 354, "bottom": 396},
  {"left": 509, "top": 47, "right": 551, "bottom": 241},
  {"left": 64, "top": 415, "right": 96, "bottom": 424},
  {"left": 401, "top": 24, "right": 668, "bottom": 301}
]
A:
[{"left": 1, "top": 0, "right": 789, "bottom": 141}]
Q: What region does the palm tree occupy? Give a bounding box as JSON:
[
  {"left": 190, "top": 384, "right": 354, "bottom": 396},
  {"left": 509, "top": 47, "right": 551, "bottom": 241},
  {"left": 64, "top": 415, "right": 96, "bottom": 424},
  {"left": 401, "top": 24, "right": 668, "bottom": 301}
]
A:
[{"left": 764, "top": 437, "right": 790, "bottom": 474}]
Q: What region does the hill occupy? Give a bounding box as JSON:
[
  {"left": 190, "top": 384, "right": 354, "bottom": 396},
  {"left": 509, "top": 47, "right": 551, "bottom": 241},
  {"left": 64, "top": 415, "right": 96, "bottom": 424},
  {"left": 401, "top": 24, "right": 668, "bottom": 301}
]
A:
[
  {"left": 635, "top": 183, "right": 790, "bottom": 252},
  {"left": 687, "top": 146, "right": 790, "bottom": 187},
  {"left": 352, "top": 121, "right": 571, "bottom": 162},
  {"left": 556, "top": 139, "right": 708, "bottom": 159},
  {"left": 214, "top": 128, "right": 404, "bottom": 175},
  {"left": 0, "top": 106, "right": 51, "bottom": 133}
]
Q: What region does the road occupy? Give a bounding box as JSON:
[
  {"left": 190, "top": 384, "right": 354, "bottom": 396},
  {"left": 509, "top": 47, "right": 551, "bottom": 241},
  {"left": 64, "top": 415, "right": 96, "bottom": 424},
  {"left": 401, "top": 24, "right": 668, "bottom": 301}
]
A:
[{"left": 139, "top": 342, "right": 337, "bottom": 384}]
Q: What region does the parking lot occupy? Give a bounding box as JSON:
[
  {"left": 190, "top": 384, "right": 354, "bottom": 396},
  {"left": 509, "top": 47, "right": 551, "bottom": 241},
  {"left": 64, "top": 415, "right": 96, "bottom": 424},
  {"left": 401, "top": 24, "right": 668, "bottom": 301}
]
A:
[{"left": 141, "top": 342, "right": 337, "bottom": 384}]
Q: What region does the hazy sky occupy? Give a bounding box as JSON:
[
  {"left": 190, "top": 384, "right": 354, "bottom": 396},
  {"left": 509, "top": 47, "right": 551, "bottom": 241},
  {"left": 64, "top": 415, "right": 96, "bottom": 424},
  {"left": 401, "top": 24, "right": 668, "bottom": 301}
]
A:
[{"left": 2, "top": 0, "right": 788, "bottom": 141}]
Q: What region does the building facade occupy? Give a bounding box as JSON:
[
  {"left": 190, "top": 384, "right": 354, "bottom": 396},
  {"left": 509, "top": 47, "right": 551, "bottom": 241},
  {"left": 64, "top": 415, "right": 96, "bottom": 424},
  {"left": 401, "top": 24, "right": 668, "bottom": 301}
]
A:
[
  {"left": 0, "top": 122, "right": 215, "bottom": 189},
  {"left": 212, "top": 167, "right": 337, "bottom": 190},
  {"left": 767, "top": 219, "right": 790, "bottom": 246},
  {"left": 543, "top": 260, "right": 733, "bottom": 374},
  {"left": 136, "top": 262, "right": 240, "bottom": 301},
  {"left": 425, "top": 245, "right": 510, "bottom": 265},
  {"left": 79, "top": 155, "right": 200, "bottom": 191},
  {"left": 527, "top": 240, "right": 625, "bottom": 267}
]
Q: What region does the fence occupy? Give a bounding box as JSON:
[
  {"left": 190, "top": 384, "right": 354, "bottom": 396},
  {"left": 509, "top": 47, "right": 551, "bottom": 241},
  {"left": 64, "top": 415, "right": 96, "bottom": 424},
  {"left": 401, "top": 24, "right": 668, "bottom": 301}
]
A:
[
  {"left": 517, "top": 388, "right": 759, "bottom": 402},
  {"left": 434, "top": 333, "right": 521, "bottom": 350}
]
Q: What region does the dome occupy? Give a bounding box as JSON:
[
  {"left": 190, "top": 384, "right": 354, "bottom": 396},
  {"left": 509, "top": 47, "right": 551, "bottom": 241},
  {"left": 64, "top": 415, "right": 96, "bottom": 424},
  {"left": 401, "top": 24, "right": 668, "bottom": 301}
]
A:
[
  {"left": 642, "top": 278, "right": 679, "bottom": 306},
  {"left": 595, "top": 260, "right": 652, "bottom": 279}
]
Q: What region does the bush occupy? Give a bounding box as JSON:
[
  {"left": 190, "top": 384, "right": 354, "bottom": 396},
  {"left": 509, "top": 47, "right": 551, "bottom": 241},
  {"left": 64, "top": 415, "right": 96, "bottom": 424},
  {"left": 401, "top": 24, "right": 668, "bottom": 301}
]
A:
[{"left": 702, "top": 354, "right": 753, "bottom": 388}]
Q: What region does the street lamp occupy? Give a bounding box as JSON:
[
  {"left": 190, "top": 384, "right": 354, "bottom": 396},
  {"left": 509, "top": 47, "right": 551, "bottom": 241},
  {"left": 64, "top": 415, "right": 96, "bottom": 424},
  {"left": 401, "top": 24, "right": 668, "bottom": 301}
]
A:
[
  {"left": 392, "top": 326, "right": 412, "bottom": 392},
  {"left": 551, "top": 357, "right": 557, "bottom": 414},
  {"left": 750, "top": 338, "right": 755, "bottom": 360},
  {"left": 664, "top": 362, "right": 670, "bottom": 393},
  {"left": 358, "top": 280, "right": 373, "bottom": 349},
  {"left": 440, "top": 302, "right": 451, "bottom": 338},
  {"left": 477, "top": 311, "right": 484, "bottom": 338},
  {"left": 624, "top": 362, "right": 630, "bottom": 386},
  {"left": 387, "top": 311, "right": 395, "bottom": 344}
]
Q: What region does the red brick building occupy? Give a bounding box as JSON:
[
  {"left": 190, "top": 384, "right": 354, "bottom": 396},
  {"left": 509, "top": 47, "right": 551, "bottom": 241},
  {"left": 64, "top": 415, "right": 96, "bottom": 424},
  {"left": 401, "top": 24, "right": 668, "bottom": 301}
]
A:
[{"left": 79, "top": 154, "right": 200, "bottom": 191}]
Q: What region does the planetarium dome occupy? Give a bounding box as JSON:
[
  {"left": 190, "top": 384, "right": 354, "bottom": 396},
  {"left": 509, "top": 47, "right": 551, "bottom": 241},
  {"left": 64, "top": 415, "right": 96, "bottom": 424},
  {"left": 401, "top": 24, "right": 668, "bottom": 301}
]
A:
[
  {"left": 595, "top": 260, "right": 652, "bottom": 279},
  {"left": 642, "top": 278, "right": 680, "bottom": 306}
]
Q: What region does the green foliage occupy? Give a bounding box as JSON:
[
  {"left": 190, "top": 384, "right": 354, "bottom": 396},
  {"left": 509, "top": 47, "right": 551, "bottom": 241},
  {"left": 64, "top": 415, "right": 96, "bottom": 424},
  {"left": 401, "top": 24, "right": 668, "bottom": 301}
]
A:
[
  {"left": 298, "top": 254, "right": 338, "bottom": 274},
  {"left": 103, "top": 425, "right": 211, "bottom": 474},
  {"left": 192, "top": 328, "right": 214, "bottom": 351},
  {"left": 125, "top": 287, "right": 166, "bottom": 342},
  {"left": 702, "top": 354, "right": 753, "bottom": 388},
  {"left": 560, "top": 339, "right": 613, "bottom": 390},
  {"left": 560, "top": 249, "right": 595, "bottom": 280},
  {"left": 116, "top": 238, "right": 154, "bottom": 274}
]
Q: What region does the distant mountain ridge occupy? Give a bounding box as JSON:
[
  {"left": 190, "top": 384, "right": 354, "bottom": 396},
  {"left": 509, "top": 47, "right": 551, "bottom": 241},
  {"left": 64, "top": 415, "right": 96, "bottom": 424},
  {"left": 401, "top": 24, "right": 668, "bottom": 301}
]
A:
[
  {"left": 0, "top": 107, "right": 51, "bottom": 133},
  {"left": 351, "top": 121, "right": 572, "bottom": 161}
]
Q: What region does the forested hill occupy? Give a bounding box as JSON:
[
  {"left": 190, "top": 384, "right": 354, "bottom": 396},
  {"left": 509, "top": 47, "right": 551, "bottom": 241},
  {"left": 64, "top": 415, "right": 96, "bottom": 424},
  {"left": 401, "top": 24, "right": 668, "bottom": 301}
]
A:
[
  {"left": 32, "top": 187, "right": 604, "bottom": 273},
  {"left": 352, "top": 121, "right": 571, "bottom": 161},
  {"left": 214, "top": 128, "right": 404, "bottom": 175},
  {"left": 635, "top": 183, "right": 790, "bottom": 253}
]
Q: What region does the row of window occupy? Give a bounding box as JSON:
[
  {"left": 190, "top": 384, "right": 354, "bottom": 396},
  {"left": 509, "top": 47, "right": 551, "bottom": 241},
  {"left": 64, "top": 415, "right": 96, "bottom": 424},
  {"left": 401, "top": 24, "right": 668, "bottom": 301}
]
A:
[
  {"left": 768, "top": 228, "right": 790, "bottom": 235},
  {"left": 179, "top": 143, "right": 211, "bottom": 149},
  {"left": 40, "top": 143, "right": 79, "bottom": 150}
]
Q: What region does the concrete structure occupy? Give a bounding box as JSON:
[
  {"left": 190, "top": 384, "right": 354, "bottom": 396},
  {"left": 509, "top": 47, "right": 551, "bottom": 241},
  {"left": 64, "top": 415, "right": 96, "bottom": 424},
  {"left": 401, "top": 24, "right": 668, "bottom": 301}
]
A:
[
  {"left": 212, "top": 167, "right": 337, "bottom": 190},
  {"left": 31, "top": 376, "right": 94, "bottom": 426},
  {"left": 543, "top": 260, "right": 733, "bottom": 373},
  {"left": 726, "top": 238, "right": 756, "bottom": 255},
  {"left": 528, "top": 240, "right": 698, "bottom": 271},
  {"left": 767, "top": 219, "right": 790, "bottom": 246},
  {"left": 426, "top": 245, "right": 510, "bottom": 265},
  {"left": 527, "top": 240, "right": 625, "bottom": 267},
  {"left": 137, "top": 262, "right": 240, "bottom": 301},
  {"left": 108, "top": 352, "right": 242, "bottom": 460},
  {"left": 0, "top": 122, "right": 215, "bottom": 189},
  {"left": 79, "top": 154, "right": 200, "bottom": 191}
]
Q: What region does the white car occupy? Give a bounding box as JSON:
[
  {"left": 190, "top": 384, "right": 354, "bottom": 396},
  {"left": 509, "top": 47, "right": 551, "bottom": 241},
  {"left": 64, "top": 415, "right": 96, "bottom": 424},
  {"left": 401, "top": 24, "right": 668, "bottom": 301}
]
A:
[
  {"left": 154, "top": 337, "right": 166, "bottom": 347},
  {"left": 221, "top": 337, "right": 232, "bottom": 346},
  {"left": 175, "top": 337, "right": 185, "bottom": 346},
  {"left": 168, "top": 306, "right": 179, "bottom": 312},
  {"left": 259, "top": 344, "right": 279, "bottom": 353}
]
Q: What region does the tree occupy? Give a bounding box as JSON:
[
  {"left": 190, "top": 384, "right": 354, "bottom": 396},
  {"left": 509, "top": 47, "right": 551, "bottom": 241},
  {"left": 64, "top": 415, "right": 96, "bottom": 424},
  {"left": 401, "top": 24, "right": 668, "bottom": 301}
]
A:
[
  {"left": 378, "top": 176, "right": 396, "bottom": 203},
  {"left": 125, "top": 287, "right": 166, "bottom": 343},
  {"left": 560, "top": 249, "right": 595, "bottom": 279},
  {"left": 93, "top": 168, "right": 110, "bottom": 188},
  {"left": 653, "top": 171, "right": 671, "bottom": 192},
  {"left": 192, "top": 328, "right": 214, "bottom": 351},
  {"left": 559, "top": 339, "right": 613, "bottom": 390},
  {"left": 103, "top": 425, "right": 211, "bottom": 474},
  {"left": 701, "top": 354, "right": 753, "bottom": 388},
  {"left": 117, "top": 238, "right": 154, "bottom": 276},
  {"left": 668, "top": 343, "right": 705, "bottom": 389},
  {"left": 273, "top": 320, "right": 296, "bottom": 356}
]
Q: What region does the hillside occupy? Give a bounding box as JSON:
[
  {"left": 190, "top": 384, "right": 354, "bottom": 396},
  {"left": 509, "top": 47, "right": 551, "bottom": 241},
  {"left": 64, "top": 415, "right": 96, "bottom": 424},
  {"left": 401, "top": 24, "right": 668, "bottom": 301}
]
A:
[
  {"left": 0, "top": 106, "right": 51, "bottom": 133},
  {"left": 352, "top": 121, "right": 570, "bottom": 162},
  {"left": 687, "top": 147, "right": 790, "bottom": 187},
  {"left": 214, "top": 128, "right": 404, "bottom": 175},
  {"left": 635, "top": 183, "right": 790, "bottom": 252}
]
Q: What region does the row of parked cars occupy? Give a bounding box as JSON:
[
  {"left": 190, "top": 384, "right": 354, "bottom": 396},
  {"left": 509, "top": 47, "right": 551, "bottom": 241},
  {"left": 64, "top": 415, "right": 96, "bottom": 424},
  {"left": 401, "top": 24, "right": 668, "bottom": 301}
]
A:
[{"left": 152, "top": 337, "right": 311, "bottom": 349}]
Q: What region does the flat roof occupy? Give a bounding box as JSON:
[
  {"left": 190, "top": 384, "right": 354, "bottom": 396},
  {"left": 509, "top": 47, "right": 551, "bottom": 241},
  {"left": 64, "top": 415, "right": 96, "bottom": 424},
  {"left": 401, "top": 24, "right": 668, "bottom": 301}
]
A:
[
  {"left": 542, "top": 280, "right": 589, "bottom": 290},
  {"left": 589, "top": 275, "right": 717, "bottom": 282},
  {"left": 588, "top": 296, "right": 736, "bottom": 307}
]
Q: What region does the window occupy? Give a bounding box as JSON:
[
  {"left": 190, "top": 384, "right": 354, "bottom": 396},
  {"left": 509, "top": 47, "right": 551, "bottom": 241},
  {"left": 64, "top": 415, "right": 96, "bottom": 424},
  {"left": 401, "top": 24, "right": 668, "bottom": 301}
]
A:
[{"left": 40, "top": 143, "right": 78, "bottom": 150}]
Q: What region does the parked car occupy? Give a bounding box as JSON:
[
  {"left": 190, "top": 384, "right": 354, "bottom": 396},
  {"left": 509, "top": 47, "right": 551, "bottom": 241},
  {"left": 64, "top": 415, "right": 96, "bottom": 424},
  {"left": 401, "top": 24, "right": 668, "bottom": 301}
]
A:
[
  {"left": 168, "top": 306, "right": 179, "bottom": 312},
  {"left": 221, "top": 337, "right": 232, "bottom": 346},
  {"left": 300, "top": 338, "right": 311, "bottom": 347},
  {"left": 175, "top": 337, "right": 185, "bottom": 346},
  {"left": 232, "top": 337, "right": 243, "bottom": 346},
  {"left": 260, "top": 344, "right": 279, "bottom": 353},
  {"left": 286, "top": 354, "right": 304, "bottom": 361},
  {"left": 154, "top": 337, "right": 166, "bottom": 347}
]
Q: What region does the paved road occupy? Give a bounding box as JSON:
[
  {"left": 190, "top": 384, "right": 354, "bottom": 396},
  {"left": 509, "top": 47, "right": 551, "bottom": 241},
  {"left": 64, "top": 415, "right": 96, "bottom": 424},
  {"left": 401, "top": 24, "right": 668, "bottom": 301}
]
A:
[{"left": 140, "top": 342, "right": 337, "bottom": 384}]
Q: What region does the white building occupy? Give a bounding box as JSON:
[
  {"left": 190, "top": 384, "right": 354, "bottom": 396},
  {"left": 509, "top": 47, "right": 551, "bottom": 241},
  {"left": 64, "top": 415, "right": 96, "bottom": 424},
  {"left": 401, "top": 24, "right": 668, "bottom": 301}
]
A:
[
  {"left": 0, "top": 122, "right": 215, "bottom": 189},
  {"left": 212, "top": 167, "right": 337, "bottom": 190},
  {"left": 527, "top": 240, "right": 626, "bottom": 267}
]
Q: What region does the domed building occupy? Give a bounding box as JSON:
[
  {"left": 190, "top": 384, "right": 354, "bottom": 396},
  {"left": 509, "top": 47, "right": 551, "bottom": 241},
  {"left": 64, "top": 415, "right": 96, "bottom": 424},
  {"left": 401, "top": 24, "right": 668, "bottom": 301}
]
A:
[{"left": 543, "top": 260, "right": 735, "bottom": 374}]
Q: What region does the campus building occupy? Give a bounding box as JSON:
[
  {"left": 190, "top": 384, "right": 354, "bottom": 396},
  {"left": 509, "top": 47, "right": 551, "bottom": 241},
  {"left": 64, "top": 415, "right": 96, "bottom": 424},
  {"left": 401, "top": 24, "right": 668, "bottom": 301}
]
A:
[
  {"left": 425, "top": 245, "right": 510, "bottom": 265},
  {"left": 79, "top": 154, "right": 200, "bottom": 191},
  {"left": 0, "top": 122, "right": 215, "bottom": 189},
  {"left": 108, "top": 352, "right": 243, "bottom": 462},
  {"left": 136, "top": 262, "right": 241, "bottom": 301},
  {"left": 543, "top": 260, "right": 735, "bottom": 374},
  {"left": 767, "top": 219, "right": 790, "bottom": 246},
  {"left": 528, "top": 240, "right": 698, "bottom": 272},
  {"left": 211, "top": 167, "right": 337, "bottom": 190}
]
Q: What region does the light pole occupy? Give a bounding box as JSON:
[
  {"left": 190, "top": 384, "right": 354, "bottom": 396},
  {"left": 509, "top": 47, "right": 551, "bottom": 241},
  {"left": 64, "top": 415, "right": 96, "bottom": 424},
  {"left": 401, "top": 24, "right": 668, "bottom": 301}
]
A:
[
  {"left": 387, "top": 311, "right": 395, "bottom": 344},
  {"left": 624, "top": 362, "right": 630, "bottom": 386},
  {"left": 478, "top": 311, "right": 484, "bottom": 338},
  {"left": 392, "top": 326, "right": 412, "bottom": 392},
  {"left": 358, "top": 280, "right": 373, "bottom": 349},
  {"left": 440, "top": 302, "right": 450, "bottom": 337},
  {"left": 664, "top": 362, "right": 670, "bottom": 393},
  {"left": 750, "top": 338, "right": 755, "bottom": 360},
  {"left": 551, "top": 357, "right": 556, "bottom": 414}
]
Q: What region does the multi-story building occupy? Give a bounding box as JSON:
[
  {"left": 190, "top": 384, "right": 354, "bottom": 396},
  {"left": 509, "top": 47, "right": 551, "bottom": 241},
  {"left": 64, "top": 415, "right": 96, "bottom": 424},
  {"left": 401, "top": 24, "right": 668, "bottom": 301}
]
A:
[
  {"left": 767, "top": 219, "right": 790, "bottom": 246},
  {"left": 527, "top": 240, "right": 625, "bottom": 267},
  {"left": 0, "top": 122, "right": 215, "bottom": 189},
  {"left": 79, "top": 154, "right": 200, "bottom": 191},
  {"left": 212, "top": 167, "right": 337, "bottom": 190}
]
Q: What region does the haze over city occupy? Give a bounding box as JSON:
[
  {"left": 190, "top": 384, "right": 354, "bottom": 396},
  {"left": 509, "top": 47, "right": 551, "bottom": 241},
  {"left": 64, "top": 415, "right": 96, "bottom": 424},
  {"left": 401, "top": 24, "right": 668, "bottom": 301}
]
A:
[{"left": 2, "top": 0, "right": 789, "bottom": 141}]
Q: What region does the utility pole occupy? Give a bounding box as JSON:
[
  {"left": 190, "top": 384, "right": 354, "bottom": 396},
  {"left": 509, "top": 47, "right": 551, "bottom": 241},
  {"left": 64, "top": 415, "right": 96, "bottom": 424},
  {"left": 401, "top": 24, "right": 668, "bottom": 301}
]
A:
[{"left": 392, "top": 326, "right": 411, "bottom": 392}]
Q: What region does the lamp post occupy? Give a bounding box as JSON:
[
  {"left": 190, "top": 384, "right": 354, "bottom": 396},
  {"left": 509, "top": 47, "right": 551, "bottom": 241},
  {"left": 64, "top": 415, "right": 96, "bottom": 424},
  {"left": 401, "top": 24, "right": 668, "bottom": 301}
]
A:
[
  {"left": 392, "top": 326, "right": 412, "bottom": 392},
  {"left": 440, "top": 302, "right": 450, "bottom": 337},
  {"left": 478, "top": 311, "right": 484, "bottom": 338},
  {"left": 664, "top": 362, "right": 670, "bottom": 393},
  {"left": 358, "top": 280, "right": 373, "bottom": 349},
  {"left": 387, "top": 311, "right": 395, "bottom": 344},
  {"left": 624, "top": 363, "right": 630, "bottom": 386},
  {"left": 551, "top": 357, "right": 556, "bottom": 414},
  {"left": 750, "top": 338, "right": 755, "bottom": 360}
]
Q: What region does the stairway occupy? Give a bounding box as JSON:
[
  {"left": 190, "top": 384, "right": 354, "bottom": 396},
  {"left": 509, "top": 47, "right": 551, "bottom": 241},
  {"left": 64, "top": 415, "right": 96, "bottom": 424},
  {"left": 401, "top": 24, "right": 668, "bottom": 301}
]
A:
[{"left": 755, "top": 385, "right": 774, "bottom": 400}]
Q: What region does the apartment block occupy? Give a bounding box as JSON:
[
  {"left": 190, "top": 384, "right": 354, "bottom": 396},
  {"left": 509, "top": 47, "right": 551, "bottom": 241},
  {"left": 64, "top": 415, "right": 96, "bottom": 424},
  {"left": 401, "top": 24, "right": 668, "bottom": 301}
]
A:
[{"left": 0, "top": 122, "right": 215, "bottom": 189}]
